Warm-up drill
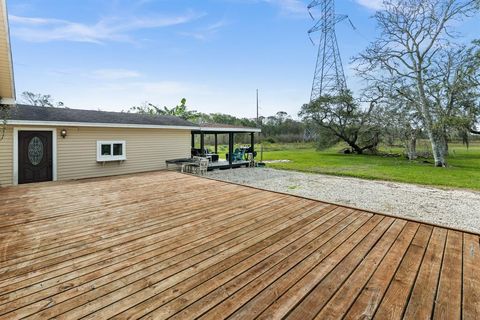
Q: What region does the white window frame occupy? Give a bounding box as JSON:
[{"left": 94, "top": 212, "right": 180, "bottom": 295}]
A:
[{"left": 96, "top": 141, "right": 127, "bottom": 162}]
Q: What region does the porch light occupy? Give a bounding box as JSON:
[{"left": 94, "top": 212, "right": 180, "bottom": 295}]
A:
[{"left": 60, "top": 129, "right": 67, "bottom": 138}]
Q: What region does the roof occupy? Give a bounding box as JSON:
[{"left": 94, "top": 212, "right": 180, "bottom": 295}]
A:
[
  {"left": 0, "top": 0, "right": 15, "bottom": 104},
  {"left": 7, "top": 104, "right": 197, "bottom": 129},
  {"left": 6, "top": 105, "right": 262, "bottom": 133},
  {"left": 196, "top": 122, "right": 261, "bottom": 133}
]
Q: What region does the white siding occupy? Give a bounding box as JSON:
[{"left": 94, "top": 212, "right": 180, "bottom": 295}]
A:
[
  {"left": 0, "top": 126, "right": 191, "bottom": 186},
  {"left": 0, "top": 126, "right": 12, "bottom": 186}
]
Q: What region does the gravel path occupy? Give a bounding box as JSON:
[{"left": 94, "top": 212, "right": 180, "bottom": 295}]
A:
[{"left": 207, "top": 168, "right": 480, "bottom": 234}]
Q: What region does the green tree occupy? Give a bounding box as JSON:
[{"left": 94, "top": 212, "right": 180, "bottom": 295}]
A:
[
  {"left": 130, "top": 98, "right": 198, "bottom": 121},
  {"left": 299, "top": 91, "right": 381, "bottom": 154}
]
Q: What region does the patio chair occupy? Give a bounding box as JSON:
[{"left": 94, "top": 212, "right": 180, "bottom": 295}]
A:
[
  {"left": 181, "top": 162, "right": 197, "bottom": 173},
  {"left": 194, "top": 158, "right": 209, "bottom": 175},
  {"left": 181, "top": 156, "right": 202, "bottom": 173},
  {"left": 233, "top": 148, "right": 246, "bottom": 162}
]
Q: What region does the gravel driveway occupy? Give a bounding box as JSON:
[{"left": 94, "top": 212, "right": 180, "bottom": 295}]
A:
[{"left": 207, "top": 168, "right": 480, "bottom": 234}]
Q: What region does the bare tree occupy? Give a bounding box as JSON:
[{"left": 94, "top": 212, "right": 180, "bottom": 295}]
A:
[
  {"left": 21, "top": 91, "right": 64, "bottom": 108},
  {"left": 356, "top": 0, "right": 480, "bottom": 167},
  {"left": 378, "top": 97, "right": 423, "bottom": 159},
  {"left": 0, "top": 99, "right": 9, "bottom": 141}
]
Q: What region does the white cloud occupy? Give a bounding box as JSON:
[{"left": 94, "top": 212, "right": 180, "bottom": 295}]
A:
[
  {"left": 9, "top": 11, "right": 204, "bottom": 44},
  {"left": 138, "top": 81, "right": 190, "bottom": 95},
  {"left": 356, "top": 0, "right": 384, "bottom": 10},
  {"left": 8, "top": 15, "right": 65, "bottom": 25},
  {"left": 93, "top": 80, "right": 211, "bottom": 96},
  {"left": 263, "top": 0, "right": 306, "bottom": 15},
  {"left": 92, "top": 69, "right": 143, "bottom": 80},
  {"left": 180, "top": 19, "right": 229, "bottom": 41},
  {"left": 225, "top": 0, "right": 306, "bottom": 16},
  {"left": 51, "top": 80, "right": 213, "bottom": 112}
]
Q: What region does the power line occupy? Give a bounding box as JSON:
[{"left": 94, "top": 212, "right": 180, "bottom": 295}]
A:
[{"left": 308, "top": 0, "right": 349, "bottom": 101}]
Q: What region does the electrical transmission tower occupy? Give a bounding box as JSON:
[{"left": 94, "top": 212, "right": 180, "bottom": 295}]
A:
[{"left": 308, "top": 0, "right": 350, "bottom": 102}]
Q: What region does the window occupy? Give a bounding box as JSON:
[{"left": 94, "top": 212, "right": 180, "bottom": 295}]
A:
[{"left": 97, "top": 141, "right": 126, "bottom": 161}]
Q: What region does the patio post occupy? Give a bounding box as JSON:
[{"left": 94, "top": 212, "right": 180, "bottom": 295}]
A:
[
  {"left": 250, "top": 133, "right": 255, "bottom": 157},
  {"left": 214, "top": 134, "right": 218, "bottom": 154},
  {"left": 200, "top": 132, "right": 205, "bottom": 155},
  {"left": 228, "top": 132, "right": 234, "bottom": 167}
]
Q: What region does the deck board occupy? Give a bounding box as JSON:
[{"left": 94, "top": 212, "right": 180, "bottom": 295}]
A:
[{"left": 0, "top": 171, "right": 477, "bottom": 319}]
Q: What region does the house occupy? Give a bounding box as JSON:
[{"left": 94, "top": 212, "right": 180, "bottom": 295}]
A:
[
  {"left": 0, "top": 104, "right": 201, "bottom": 186},
  {"left": 0, "top": 105, "right": 260, "bottom": 186},
  {"left": 0, "top": 0, "right": 260, "bottom": 187}
]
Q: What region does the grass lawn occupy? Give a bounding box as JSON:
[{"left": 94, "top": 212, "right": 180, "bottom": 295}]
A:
[{"left": 257, "top": 141, "right": 480, "bottom": 191}]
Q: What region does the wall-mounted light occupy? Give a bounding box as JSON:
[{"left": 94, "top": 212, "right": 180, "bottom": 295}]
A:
[{"left": 60, "top": 129, "right": 67, "bottom": 138}]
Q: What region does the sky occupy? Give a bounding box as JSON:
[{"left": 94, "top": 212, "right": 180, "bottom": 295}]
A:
[{"left": 6, "top": 0, "right": 480, "bottom": 119}]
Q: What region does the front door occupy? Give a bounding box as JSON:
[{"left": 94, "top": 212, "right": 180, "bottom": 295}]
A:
[{"left": 18, "top": 131, "right": 53, "bottom": 184}]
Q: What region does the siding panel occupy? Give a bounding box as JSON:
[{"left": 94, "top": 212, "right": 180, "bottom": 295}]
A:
[
  {"left": 0, "top": 126, "right": 191, "bottom": 187},
  {"left": 56, "top": 127, "right": 190, "bottom": 181},
  {"left": 0, "top": 126, "right": 12, "bottom": 186}
]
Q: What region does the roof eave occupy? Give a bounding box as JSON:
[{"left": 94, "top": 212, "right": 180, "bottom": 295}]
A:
[
  {"left": 6, "top": 120, "right": 200, "bottom": 130},
  {"left": 197, "top": 127, "right": 262, "bottom": 133}
]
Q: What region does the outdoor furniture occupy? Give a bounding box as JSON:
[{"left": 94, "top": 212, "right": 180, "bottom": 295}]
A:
[
  {"left": 196, "top": 158, "right": 209, "bottom": 175},
  {"left": 180, "top": 156, "right": 200, "bottom": 173},
  {"left": 166, "top": 158, "right": 195, "bottom": 171},
  {"left": 203, "top": 148, "right": 219, "bottom": 163},
  {"left": 242, "top": 146, "right": 257, "bottom": 158},
  {"left": 226, "top": 148, "right": 246, "bottom": 163},
  {"left": 247, "top": 153, "right": 255, "bottom": 167},
  {"left": 191, "top": 148, "right": 203, "bottom": 157},
  {"left": 192, "top": 148, "right": 219, "bottom": 163},
  {"left": 205, "top": 153, "right": 219, "bottom": 162},
  {"left": 181, "top": 161, "right": 198, "bottom": 173},
  {"left": 181, "top": 157, "right": 209, "bottom": 175}
]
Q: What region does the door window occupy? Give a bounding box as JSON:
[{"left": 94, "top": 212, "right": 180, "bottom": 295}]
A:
[{"left": 28, "top": 136, "right": 44, "bottom": 166}]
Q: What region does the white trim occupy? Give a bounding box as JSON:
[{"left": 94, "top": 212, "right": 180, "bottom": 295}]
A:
[
  {"left": 13, "top": 127, "right": 57, "bottom": 185},
  {"left": 5, "top": 120, "right": 262, "bottom": 133},
  {"left": 7, "top": 120, "right": 199, "bottom": 131},
  {"left": 0, "top": 98, "right": 15, "bottom": 105},
  {"left": 198, "top": 127, "right": 261, "bottom": 133},
  {"left": 96, "top": 140, "right": 127, "bottom": 162},
  {"left": 2, "top": 0, "right": 16, "bottom": 101}
]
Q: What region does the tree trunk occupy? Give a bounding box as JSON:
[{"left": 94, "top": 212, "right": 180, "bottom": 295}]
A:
[
  {"left": 429, "top": 132, "right": 447, "bottom": 167},
  {"left": 350, "top": 144, "right": 363, "bottom": 154},
  {"left": 406, "top": 135, "right": 417, "bottom": 160},
  {"left": 415, "top": 68, "right": 448, "bottom": 167}
]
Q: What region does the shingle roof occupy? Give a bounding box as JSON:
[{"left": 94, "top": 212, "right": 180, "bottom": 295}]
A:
[
  {"left": 8, "top": 104, "right": 197, "bottom": 128},
  {"left": 195, "top": 122, "right": 261, "bottom": 133},
  {"left": 200, "top": 123, "right": 257, "bottom": 130}
]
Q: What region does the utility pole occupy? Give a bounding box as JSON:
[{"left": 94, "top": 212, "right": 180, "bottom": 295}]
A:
[
  {"left": 256, "top": 89, "right": 259, "bottom": 125},
  {"left": 307, "top": 0, "right": 349, "bottom": 101}
]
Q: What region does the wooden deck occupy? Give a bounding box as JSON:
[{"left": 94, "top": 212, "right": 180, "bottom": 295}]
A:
[{"left": 0, "top": 171, "right": 478, "bottom": 320}]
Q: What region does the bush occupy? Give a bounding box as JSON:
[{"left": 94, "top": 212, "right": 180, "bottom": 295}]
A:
[{"left": 262, "top": 137, "right": 276, "bottom": 144}]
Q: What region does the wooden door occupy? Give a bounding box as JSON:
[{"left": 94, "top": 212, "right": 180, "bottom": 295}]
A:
[{"left": 18, "top": 131, "right": 53, "bottom": 184}]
